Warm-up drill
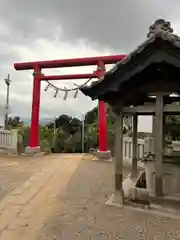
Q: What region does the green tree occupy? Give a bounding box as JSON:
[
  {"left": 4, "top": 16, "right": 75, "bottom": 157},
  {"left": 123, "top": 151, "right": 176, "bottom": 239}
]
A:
[
  {"left": 52, "top": 128, "right": 69, "bottom": 153},
  {"left": 8, "top": 116, "right": 23, "bottom": 128},
  {"left": 48, "top": 114, "right": 81, "bottom": 135},
  {"left": 85, "top": 107, "right": 98, "bottom": 125},
  {"left": 164, "top": 116, "right": 180, "bottom": 140}
]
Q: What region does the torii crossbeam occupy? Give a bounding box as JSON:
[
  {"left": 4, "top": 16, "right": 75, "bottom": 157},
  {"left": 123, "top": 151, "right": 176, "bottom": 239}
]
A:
[{"left": 14, "top": 54, "right": 126, "bottom": 154}]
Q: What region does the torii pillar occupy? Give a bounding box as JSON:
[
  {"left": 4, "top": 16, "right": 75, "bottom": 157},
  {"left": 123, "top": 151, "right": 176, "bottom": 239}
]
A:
[
  {"left": 97, "top": 61, "right": 111, "bottom": 160},
  {"left": 26, "top": 65, "right": 42, "bottom": 153}
]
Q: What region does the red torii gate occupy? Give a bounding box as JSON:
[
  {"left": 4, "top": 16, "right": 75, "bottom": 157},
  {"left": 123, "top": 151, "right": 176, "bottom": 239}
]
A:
[{"left": 14, "top": 54, "right": 126, "bottom": 154}]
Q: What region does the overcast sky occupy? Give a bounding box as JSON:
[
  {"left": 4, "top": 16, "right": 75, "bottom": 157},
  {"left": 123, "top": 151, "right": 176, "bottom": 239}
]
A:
[{"left": 0, "top": 0, "right": 180, "bottom": 131}]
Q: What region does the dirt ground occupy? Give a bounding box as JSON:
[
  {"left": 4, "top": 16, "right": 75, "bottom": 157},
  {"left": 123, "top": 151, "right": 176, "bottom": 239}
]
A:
[
  {"left": 0, "top": 154, "right": 179, "bottom": 239},
  {"left": 0, "top": 155, "right": 48, "bottom": 201}
]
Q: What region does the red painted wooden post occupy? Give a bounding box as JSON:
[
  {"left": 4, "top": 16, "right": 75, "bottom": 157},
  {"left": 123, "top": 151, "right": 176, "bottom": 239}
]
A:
[
  {"left": 29, "top": 65, "right": 41, "bottom": 148},
  {"left": 97, "top": 61, "right": 108, "bottom": 152},
  {"left": 98, "top": 100, "right": 108, "bottom": 151}
]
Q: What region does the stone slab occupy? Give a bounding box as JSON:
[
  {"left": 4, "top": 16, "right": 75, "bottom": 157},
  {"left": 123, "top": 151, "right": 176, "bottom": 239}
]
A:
[
  {"left": 106, "top": 194, "right": 180, "bottom": 220},
  {"left": 25, "top": 146, "right": 41, "bottom": 156},
  {"left": 92, "top": 150, "right": 112, "bottom": 162}
]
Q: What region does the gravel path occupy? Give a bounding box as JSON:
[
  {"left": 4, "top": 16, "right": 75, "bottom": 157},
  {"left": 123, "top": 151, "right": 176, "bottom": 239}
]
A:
[
  {"left": 0, "top": 154, "right": 180, "bottom": 239},
  {"left": 39, "top": 157, "right": 180, "bottom": 240}
]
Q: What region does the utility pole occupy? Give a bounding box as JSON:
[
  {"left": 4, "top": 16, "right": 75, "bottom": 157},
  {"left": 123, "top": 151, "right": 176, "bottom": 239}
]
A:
[{"left": 4, "top": 74, "right": 11, "bottom": 130}]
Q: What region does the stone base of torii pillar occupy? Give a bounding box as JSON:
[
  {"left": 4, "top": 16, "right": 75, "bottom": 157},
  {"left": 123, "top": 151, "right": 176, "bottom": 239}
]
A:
[
  {"left": 92, "top": 150, "right": 113, "bottom": 162},
  {"left": 25, "top": 146, "right": 41, "bottom": 155}
]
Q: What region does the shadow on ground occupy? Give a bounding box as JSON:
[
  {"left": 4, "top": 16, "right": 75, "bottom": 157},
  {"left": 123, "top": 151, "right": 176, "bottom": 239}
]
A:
[{"left": 38, "top": 157, "right": 180, "bottom": 240}]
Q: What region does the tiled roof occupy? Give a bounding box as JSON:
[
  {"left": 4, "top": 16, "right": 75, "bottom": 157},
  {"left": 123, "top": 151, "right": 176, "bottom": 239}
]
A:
[{"left": 81, "top": 19, "right": 180, "bottom": 91}]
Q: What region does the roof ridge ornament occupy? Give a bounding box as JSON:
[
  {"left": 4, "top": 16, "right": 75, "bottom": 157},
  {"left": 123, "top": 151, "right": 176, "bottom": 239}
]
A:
[{"left": 147, "top": 19, "right": 173, "bottom": 38}]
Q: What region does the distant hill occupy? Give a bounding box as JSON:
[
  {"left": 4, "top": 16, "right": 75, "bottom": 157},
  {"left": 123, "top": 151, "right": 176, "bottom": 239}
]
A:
[{"left": 21, "top": 118, "right": 54, "bottom": 126}]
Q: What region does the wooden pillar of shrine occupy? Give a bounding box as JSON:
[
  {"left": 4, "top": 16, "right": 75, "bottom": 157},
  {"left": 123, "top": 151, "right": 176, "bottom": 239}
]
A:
[
  {"left": 152, "top": 116, "right": 156, "bottom": 138},
  {"left": 155, "top": 93, "right": 164, "bottom": 197},
  {"left": 114, "top": 111, "right": 124, "bottom": 204},
  {"left": 131, "top": 115, "right": 138, "bottom": 179}
]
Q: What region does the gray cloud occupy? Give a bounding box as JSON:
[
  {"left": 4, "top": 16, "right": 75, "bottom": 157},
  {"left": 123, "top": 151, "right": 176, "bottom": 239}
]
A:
[
  {"left": 1, "top": 0, "right": 180, "bottom": 51},
  {"left": 0, "top": 0, "right": 180, "bottom": 123}
]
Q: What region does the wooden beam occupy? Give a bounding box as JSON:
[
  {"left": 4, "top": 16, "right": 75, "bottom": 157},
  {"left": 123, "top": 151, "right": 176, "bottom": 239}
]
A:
[
  {"left": 152, "top": 116, "right": 156, "bottom": 138},
  {"left": 155, "top": 93, "right": 163, "bottom": 197},
  {"left": 114, "top": 111, "right": 124, "bottom": 204},
  {"left": 122, "top": 104, "right": 180, "bottom": 115},
  {"left": 131, "top": 115, "right": 138, "bottom": 179}
]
